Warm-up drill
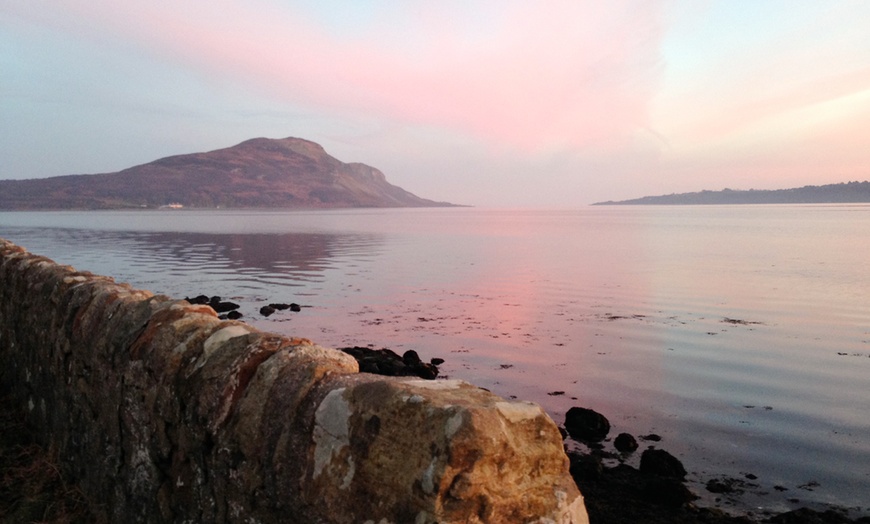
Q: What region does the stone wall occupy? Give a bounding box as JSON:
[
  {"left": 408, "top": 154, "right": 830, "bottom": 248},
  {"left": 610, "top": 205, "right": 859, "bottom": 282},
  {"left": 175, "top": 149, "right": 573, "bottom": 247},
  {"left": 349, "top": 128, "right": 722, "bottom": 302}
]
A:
[{"left": 0, "top": 238, "right": 588, "bottom": 524}]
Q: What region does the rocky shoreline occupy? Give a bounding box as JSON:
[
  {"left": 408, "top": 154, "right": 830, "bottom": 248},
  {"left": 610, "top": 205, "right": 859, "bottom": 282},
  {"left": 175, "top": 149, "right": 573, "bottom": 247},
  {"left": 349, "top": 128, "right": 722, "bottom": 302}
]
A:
[
  {"left": 4, "top": 390, "right": 867, "bottom": 524},
  {"left": 183, "top": 292, "right": 867, "bottom": 524},
  {"left": 307, "top": 339, "right": 870, "bottom": 523},
  {"left": 558, "top": 406, "right": 869, "bottom": 524},
  {"left": 10, "top": 291, "right": 839, "bottom": 523},
  {"left": 569, "top": 450, "right": 869, "bottom": 524},
  {"left": 332, "top": 346, "right": 870, "bottom": 523}
]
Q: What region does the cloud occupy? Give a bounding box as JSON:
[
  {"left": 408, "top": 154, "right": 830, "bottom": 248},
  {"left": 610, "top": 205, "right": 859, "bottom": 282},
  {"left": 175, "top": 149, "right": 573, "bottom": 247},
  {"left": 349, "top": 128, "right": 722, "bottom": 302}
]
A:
[
  {"left": 653, "top": 1, "right": 870, "bottom": 155},
  {"left": 5, "top": 1, "right": 869, "bottom": 203},
  {"left": 27, "top": 0, "right": 668, "bottom": 154}
]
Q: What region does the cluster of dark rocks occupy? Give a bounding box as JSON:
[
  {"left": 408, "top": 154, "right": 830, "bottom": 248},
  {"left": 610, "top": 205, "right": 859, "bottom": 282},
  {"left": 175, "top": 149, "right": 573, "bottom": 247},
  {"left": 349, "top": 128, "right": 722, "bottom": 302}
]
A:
[
  {"left": 258, "top": 302, "right": 301, "bottom": 317},
  {"left": 339, "top": 346, "right": 443, "bottom": 380},
  {"left": 563, "top": 406, "right": 696, "bottom": 511},
  {"left": 185, "top": 295, "right": 244, "bottom": 320},
  {"left": 182, "top": 295, "right": 448, "bottom": 381},
  {"left": 183, "top": 295, "right": 302, "bottom": 320},
  {"left": 561, "top": 406, "right": 870, "bottom": 524}
]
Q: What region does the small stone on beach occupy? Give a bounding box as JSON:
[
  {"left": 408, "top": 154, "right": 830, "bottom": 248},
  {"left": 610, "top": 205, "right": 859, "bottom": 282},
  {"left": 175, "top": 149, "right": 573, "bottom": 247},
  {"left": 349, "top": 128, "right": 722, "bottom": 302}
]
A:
[
  {"left": 564, "top": 407, "right": 611, "bottom": 443},
  {"left": 614, "top": 432, "right": 639, "bottom": 453},
  {"left": 260, "top": 305, "right": 276, "bottom": 317}
]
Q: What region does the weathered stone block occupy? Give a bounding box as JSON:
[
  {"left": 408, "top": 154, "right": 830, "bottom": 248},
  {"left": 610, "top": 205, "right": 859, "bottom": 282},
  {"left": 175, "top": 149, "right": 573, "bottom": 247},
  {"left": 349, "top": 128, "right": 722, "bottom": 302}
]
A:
[{"left": 291, "top": 376, "right": 588, "bottom": 523}]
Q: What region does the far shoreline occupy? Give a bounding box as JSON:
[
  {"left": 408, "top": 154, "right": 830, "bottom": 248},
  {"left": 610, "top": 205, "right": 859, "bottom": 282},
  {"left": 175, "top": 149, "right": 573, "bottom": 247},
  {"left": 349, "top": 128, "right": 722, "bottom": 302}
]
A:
[{"left": 592, "top": 181, "right": 870, "bottom": 206}]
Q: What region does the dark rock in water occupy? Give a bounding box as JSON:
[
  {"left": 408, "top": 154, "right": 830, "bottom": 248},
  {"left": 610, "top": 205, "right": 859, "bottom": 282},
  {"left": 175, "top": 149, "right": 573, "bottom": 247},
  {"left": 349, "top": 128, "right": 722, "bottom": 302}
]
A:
[
  {"left": 640, "top": 433, "right": 662, "bottom": 442},
  {"left": 402, "top": 350, "right": 422, "bottom": 366},
  {"left": 378, "top": 347, "right": 403, "bottom": 361},
  {"left": 566, "top": 448, "right": 763, "bottom": 522},
  {"left": 704, "top": 476, "right": 757, "bottom": 495},
  {"left": 358, "top": 361, "right": 378, "bottom": 374},
  {"left": 430, "top": 357, "right": 445, "bottom": 366},
  {"left": 184, "top": 294, "right": 239, "bottom": 312},
  {"left": 260, "top": 305, "right": 276, "bottom": 317},
  {"left": 185, "top": 295, "right": 210, "bottom": 305},
  {"left": 564, "top": 407, "right": 611, "bottom": 442},
  {"left": 640, "top": 449, "right": 687, "bottom": 480},
  {"left": 565, "top": 447, "right": 857, "bottom": 523},
  {"left": 766, "top": 507, "right": 861, "bottom": 524},
  {"left": 380, "top": 358, "right": 408, "bottom": 376},
  {"left": 414, "top": 363, "right": 439, "bottom": 380},
  {"left": 614, "top": 432, "right": 639, "bottom": 453},
  {"left": 575, "top": 450, "right": 694, "bottom": 507},
  {"left": 569, "top": 453, "right": 603, "bottom": 481},
  {"left": 226, "top": 310, "right": 243, "bottom": 320},
  {"left": 212, "top": 301, "right": 240, "bottom": 313},
  {"left": 643, "top": 477, "right": 697, "bottom": 507},
  {"left": 269, "top": 302, "right": 302, "bottom": 312},
  {"left": 340, "top": 346, "right": 441, "bottom": 380},
  {"left": 706, "top": 478, "right": 737, "bottom": 494}
]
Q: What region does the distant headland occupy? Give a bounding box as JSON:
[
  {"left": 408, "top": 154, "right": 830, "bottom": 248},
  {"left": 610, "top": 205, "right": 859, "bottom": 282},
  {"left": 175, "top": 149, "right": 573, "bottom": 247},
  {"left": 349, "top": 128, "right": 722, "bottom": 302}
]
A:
[
  {"left": 0, "top": 137, "right": 458, "bottom": 210},
  {"left": 593, "top": 181, "right": 870, "bottom": 205}
]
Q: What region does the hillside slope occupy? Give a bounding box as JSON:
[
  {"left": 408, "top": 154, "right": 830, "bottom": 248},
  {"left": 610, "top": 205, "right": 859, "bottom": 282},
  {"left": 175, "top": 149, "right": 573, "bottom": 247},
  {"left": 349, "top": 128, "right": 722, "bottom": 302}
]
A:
[
  {"left": 0, "top": 137, "right": 454, "bottom": 209},
  {"left": 593, "top": 181, "right": 870, "bottom": 205}
]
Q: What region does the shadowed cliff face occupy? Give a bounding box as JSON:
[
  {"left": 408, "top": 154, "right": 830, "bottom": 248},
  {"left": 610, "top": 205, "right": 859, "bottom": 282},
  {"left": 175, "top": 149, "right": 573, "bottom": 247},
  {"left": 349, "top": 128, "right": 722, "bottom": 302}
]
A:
[{"left": 0, "top": 137, "right": 455, "bottom": 210}]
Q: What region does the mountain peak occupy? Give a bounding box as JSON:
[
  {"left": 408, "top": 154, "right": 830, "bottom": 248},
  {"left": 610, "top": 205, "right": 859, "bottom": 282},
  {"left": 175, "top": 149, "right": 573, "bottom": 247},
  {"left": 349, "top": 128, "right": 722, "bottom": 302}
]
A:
[
  {"left": 236, "top": 137, "right": 328, "bottom": 160},
  {"left": 0, "top": 137, "right": 457, "bottom": 210}
]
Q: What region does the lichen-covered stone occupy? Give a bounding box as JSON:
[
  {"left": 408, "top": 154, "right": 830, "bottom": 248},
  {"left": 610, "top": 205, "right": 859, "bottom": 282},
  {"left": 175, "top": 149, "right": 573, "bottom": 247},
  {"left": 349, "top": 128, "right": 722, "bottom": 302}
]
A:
[
  {"left": 0, "top": 238, "right": 588, "bottom": 523},
  {"left": 277, "top": 375, "right": 587, "bottom": 523}
]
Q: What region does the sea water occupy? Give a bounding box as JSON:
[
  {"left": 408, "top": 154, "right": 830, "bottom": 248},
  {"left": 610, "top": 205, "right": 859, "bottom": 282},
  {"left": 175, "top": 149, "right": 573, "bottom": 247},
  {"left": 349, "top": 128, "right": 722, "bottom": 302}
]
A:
[{"left": 2, "top": 205, "right": 868, "bottom": 516}]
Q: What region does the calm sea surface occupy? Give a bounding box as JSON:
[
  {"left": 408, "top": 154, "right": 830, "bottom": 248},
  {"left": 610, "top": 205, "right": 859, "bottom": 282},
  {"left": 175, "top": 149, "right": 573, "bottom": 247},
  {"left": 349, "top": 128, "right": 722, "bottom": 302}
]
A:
[{"left": 2, "top": 206, "right": 868, "bottom": 516}]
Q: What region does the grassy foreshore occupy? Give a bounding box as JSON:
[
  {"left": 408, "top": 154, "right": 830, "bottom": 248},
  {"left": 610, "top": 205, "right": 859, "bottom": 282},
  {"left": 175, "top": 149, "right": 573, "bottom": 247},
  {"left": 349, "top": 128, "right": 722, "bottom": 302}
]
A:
[{"left": 0, "top": 394, "right": 97, "bottom": 523}]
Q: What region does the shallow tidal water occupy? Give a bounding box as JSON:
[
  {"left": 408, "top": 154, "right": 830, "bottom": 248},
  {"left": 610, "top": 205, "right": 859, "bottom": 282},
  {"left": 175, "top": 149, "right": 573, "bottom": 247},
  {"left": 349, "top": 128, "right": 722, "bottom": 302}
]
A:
[{"left": 2, "top": 205, "right": 869, "bottom": 517}]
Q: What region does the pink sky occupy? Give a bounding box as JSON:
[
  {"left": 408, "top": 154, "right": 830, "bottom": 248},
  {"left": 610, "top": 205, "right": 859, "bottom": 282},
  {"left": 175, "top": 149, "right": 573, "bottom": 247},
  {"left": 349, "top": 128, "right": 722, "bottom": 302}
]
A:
[{"left": 2, "top": 1, "right": 869, "bottom": 205}]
